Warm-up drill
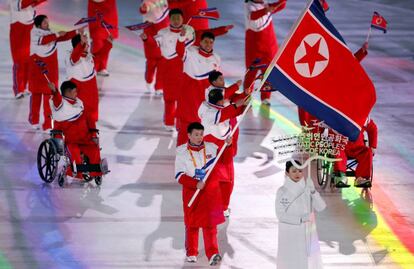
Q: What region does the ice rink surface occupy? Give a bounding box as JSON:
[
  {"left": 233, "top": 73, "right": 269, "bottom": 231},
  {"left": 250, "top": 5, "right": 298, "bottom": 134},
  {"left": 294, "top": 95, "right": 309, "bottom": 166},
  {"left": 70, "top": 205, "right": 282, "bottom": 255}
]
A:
[{"left": 0, "top": 0, "right": 413, "bottom": 268}]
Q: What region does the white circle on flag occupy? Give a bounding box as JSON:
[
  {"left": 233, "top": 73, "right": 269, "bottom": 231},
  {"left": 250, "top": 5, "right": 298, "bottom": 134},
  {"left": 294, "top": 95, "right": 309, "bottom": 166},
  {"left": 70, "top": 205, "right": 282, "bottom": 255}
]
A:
[
  {"left": 294, "top": 33, "right": 329, "bottom": 78},
  {"left": 376, "top": 18, "right": 382, "bottom": 24}
]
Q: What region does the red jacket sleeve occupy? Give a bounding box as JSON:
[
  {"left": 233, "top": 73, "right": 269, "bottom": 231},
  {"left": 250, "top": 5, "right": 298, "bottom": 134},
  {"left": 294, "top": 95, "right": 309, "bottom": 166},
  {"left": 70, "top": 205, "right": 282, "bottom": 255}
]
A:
[
  {"left": 366, "top": 119, "right": 378, "bottom": 148},
  {"left": 250, "top": 8, "right": 268, "bottom": 20},
  {"left": 354, "top": 47, "right": 368, "bottom": 62},
  {"left": 224, "top": 83, "right": 239, "bottom": 99},
  {"left": 70, "top": 43, "right": 85, "bottom": 64},
  {"left": 51, "top": 90, "right": 63, "bottom": 109},
  {"left": 40, "top": 34, "right": 58, "bottom": 45},
  {"left": 178, "top": 174, "right": 199, "bottom": 189},
  {"left": 269, "top": 0, "right": 287, "bottom": 14},
  {"left": 57, "top": 29, "right": 78, "bottom": 42},
  {"left": 219, "top": 105, "right": 245, "bottom": 123}
]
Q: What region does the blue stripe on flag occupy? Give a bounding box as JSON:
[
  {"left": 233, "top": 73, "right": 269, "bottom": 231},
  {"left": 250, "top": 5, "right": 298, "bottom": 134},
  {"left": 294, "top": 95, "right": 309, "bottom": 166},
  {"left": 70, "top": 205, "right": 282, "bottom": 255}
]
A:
[
  {"left": 266, "top": 67, "right": 361, "bottom": 141},
  {"left": 309, "top": 0, "right": 346, "bottom": 45}
]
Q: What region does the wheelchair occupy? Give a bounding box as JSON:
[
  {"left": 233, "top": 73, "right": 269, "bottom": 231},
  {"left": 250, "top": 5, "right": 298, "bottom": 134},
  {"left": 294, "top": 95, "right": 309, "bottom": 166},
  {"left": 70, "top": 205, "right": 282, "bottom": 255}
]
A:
[
  {"left": 37, "top": 130, "right": 110, "bottom": 187},
  {"left": 316, "top": 156, "right": 373, "bottom": 190}
]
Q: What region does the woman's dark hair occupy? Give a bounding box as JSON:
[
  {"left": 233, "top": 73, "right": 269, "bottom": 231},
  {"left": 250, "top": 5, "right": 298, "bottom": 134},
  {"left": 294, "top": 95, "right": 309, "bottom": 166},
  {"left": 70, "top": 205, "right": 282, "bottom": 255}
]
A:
[
  {"left": 285, "top": 160, "right": 302, "bottom": 172},
  {"left": 187, "top": 122, "right": 204, "bottom": 134},
  {"left": 34, "top": 15, "right": 47, "bottom": 28}
]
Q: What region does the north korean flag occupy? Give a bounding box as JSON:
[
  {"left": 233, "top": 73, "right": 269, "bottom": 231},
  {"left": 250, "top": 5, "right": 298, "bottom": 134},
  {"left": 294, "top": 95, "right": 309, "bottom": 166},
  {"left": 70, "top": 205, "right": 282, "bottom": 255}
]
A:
[
  {"left": 125, "top": 22, "right": 152, "bottom": 31},
  {"left": 264, "top": 0, "right": 376, "bottom": 141},
  {"left": 192, "top": 7, "right": 220, "bottom": 20},
  {"left": 74, "top": 17, "right": 97, "bottom": 26},
  {"left": 371, "top": 11, "right": 387, "bottom": 33}
]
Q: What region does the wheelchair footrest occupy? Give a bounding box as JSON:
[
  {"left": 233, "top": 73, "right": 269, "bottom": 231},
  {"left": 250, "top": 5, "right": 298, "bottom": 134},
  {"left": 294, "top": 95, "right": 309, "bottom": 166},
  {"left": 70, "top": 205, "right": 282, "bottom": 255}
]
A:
[{"left": 75, "top": 164, "right": 102, "bottom": 172}]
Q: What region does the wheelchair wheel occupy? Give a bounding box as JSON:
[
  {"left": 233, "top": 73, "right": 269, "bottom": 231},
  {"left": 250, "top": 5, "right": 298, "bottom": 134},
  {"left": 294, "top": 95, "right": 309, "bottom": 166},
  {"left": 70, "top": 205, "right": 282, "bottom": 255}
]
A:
[
  {"left": 37, "top": 140, "right": 59, "bottom": 183},
  {"left": 94, "top": 176, "right": 102, "bottom": 186},
  {"left": 316, "top": 159, "right": 331, "bottom": 189}
]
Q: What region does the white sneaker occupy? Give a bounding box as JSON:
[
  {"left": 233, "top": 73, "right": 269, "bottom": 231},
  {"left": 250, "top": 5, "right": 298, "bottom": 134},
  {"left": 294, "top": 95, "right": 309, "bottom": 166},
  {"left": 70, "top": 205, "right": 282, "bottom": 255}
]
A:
[
  {"left": 186, "top": 256, "right": 197, "bottom": 263},
  {"left": 154, "top": 89, "right": 163, "bottom": 96},
  {"left": 31, "top": 124, "right": 40, "bottom": 130},
  {"left": 164, "top": 125, "right": 174, "bottom": 132},
  {"left": 209, "top": 254, "right": 222, "bottom": 266},
  {"left": 23, "top": 90, "right": 31, "bottom": 96},
  {"left": 15, "top": 92, "right": 24, "bottom": 99},
  {"left": 97, "top": 69, "right": 110, "bottom": 77},
  {"left": 223, "top": 208, "right": 231, "bottom": 217},
  {"left": 261, "top": 99, "right": 271, "bottom": 106},
  {"left": 145, "top": 82, "right": 155, "bottom": 93}
]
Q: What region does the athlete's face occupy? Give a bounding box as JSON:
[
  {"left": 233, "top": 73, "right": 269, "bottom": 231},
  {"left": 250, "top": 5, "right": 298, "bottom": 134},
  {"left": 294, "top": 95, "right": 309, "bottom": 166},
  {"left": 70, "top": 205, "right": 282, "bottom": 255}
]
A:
[
  {"left": 286, "top": 166, "right": 303, "bottom": 182},
  {"left": 170, "top": 14, "right": 183, "bottom": 28},
  {"left": 40, "top": 18, "right": 49, "bottom": 30},
  {"left": 200, "top": 38, "right": 214, "bottom": 53},
  {"left": 212, "top": 75, "right": 225, "bottom": 87},
  {"left": 188, "top": 129, "right": 204, "bottom": 145}
]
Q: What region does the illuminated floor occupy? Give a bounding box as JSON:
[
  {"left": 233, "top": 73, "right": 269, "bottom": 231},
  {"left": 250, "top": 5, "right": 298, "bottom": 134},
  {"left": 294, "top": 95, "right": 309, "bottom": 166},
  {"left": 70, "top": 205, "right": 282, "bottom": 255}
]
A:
[{"left": 0, "top": 0, "right": 413, "bottom": 268}]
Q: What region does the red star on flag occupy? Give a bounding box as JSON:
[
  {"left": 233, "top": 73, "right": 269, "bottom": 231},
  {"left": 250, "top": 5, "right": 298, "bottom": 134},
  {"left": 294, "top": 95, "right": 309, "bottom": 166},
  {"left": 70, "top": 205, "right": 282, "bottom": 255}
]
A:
[{"left": 296, "top": 38, "right": 327, "bottom": 76}]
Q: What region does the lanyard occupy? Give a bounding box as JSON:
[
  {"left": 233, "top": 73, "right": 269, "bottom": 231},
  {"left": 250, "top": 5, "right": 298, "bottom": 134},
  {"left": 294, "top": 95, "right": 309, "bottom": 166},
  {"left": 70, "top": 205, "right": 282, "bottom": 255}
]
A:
[{"left": 187, "top": 146, "right": 207, "bottom": 168}]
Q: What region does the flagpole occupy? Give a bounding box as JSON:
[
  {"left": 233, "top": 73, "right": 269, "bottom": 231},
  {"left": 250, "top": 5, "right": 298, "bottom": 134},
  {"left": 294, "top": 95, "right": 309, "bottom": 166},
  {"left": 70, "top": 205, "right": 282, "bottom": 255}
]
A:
[
  {"left": 365, "top": 26, "right": 372, "bottom": 43},
  {"left": 187, "top": 0, "right": 315, "bottom": 208}
]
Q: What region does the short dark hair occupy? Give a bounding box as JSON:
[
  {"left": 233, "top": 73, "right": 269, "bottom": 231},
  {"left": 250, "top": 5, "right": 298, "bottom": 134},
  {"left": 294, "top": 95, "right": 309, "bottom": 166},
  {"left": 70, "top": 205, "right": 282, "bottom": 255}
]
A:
[
  {"left": 169, "top": 8, "right": 183, "bottom": 17},
  {"left": 34, "top": 15, "right": 47, "bottom": 28},
  {"left": 187, "top": 122, "right": 204, "bottom": 134},
  {"left": 71, "top": 34, "right": 81, "bottom": 48},
  {"left": 285, "top": 160, "right": 302, "bottom": 172},
  {"left": 60, "top": 81, "right": 77, "bottom": 96},
  {"left": 200, "top": 31, "right": 215, "bottom": 41},
  {"left": 208, "top": 71, "right": 223, "bottom": 85},
  {"left": 208, "top": 88, "right": 224, "bottom": 105}
]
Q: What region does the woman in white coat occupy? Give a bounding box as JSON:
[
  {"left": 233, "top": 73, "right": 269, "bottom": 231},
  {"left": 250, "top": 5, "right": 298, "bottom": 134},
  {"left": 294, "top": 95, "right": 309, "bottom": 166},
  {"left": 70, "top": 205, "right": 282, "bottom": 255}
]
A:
[{"left": 276, "top": 160, "right": 326, "bottom": 269}]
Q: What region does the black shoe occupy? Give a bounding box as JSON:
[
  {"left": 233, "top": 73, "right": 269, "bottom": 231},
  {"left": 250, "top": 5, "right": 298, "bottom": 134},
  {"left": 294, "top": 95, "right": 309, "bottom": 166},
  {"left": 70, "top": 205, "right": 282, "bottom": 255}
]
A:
[
  {"left": 209, "top": 254, "right": 222, "bottom": 266},
  {"left": 335, "top": 181, "right": 350, "bottom": 188},
  {"left": 355, "top": 181, "right": 372, "bottom": 188}
]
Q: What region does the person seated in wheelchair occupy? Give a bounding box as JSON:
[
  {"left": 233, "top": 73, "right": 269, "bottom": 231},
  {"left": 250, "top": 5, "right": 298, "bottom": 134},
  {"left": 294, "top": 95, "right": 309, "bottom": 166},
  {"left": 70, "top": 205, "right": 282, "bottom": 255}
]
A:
[
  {"left": 48, "top": 80, "right": 103, "bottom": 181},
  {"left": 334, "top": 116, "right": 377, "bottom": 188}
]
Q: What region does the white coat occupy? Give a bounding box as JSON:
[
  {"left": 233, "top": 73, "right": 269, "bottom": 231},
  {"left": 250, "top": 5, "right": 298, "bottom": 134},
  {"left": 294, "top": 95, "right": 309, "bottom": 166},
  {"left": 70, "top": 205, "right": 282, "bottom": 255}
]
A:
[{"left": 276, "top": 176, "right": 326, "bottom": 269}]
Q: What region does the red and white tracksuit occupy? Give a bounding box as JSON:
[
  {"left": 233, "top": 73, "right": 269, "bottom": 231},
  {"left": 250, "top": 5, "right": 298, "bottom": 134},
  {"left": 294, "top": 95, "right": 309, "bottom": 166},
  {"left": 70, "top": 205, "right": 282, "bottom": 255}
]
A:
[
  {"left": 198, "top": 97, "right": 246, "bottom": 210},
  {"left": 168, "top": 0, "right": 209, "bottom": 31},
  {"left": 334, "top": 118, "right": 377, "bottom": 179},
  {"left": 175, "top": 43, "right": 220, "bottom": 146},
  {"left": 88, "top": 0, "right": 118, "bottom": 72},
  {"left": 244, "top": 0, "right": 286, "bottom": 101},
  {"left": 153, "top": 25, "right": 195, "bottom": 127},
  {"left": 65, "top": 42, "right": 100, "bottom": 122},
  {"left": 28, "top": 27, "right": 77, "bottom": 130},
  {"left": 8, "top": 0, "right": 46, "bottom": 96},
  {"left": 50, "top": 91, "right": 101, "bottom": 178},
  {"left": 175, "top": 142, "right": 224, "bottom": 259},
  {"left": 140, "top": 0, "right": 169, "bottom": 91}
]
